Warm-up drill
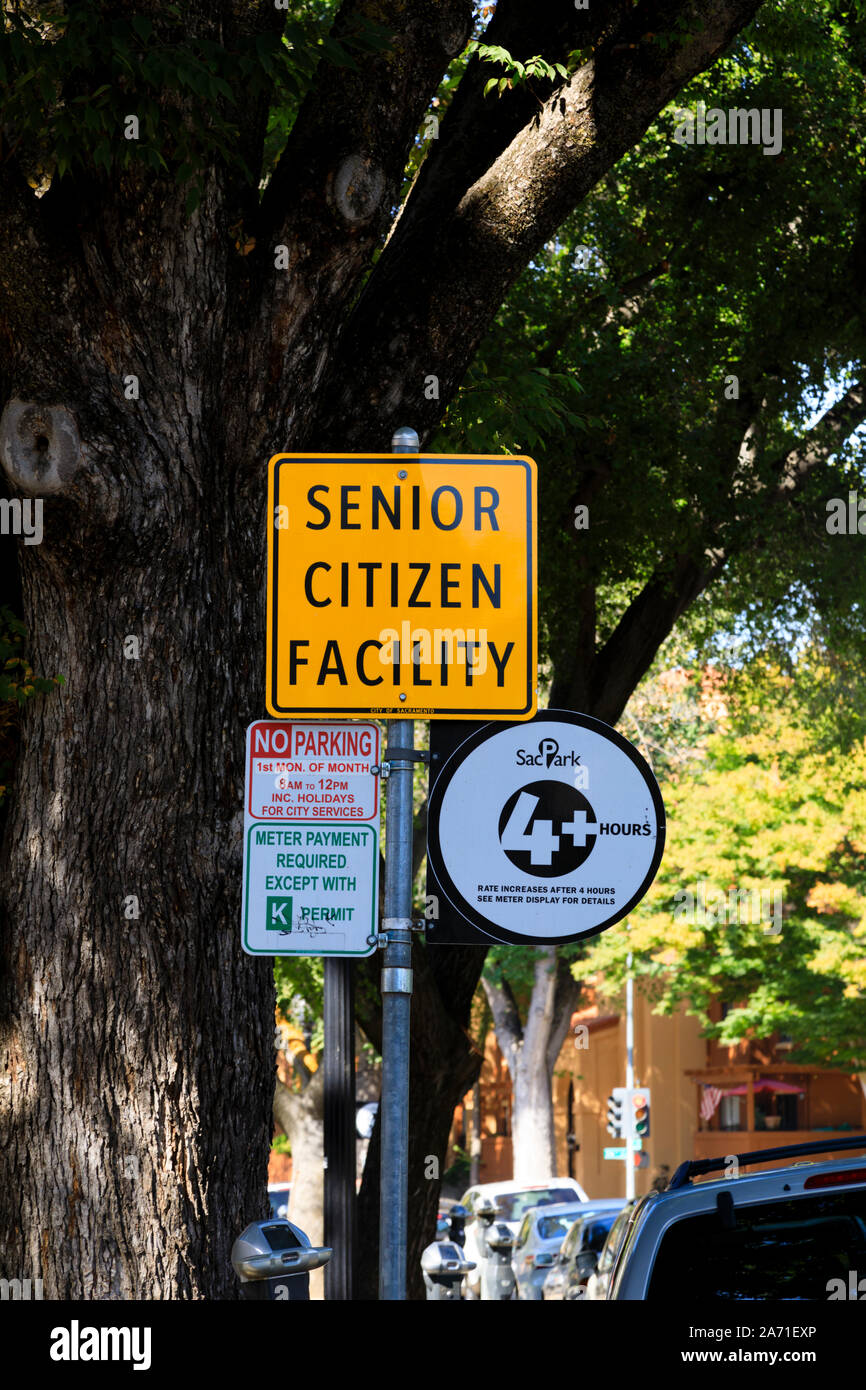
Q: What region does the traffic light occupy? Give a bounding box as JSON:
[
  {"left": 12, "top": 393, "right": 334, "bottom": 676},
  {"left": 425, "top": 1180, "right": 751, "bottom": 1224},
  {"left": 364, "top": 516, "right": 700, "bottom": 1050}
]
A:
[
  {"left": 627, "top": 1088, "right": 651, "bottom": 1141},
  {"left": 606, "top": 1087, "right": 627, "bottom": 1137}
]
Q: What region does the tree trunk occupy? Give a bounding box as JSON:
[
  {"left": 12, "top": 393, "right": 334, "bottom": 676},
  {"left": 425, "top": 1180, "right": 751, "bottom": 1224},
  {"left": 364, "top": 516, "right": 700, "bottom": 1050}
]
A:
[
  {"left": 0, "top": 410, "right": 273, "bottom": 1294},
  {"left": 469, "top": 1079, "right": 482, "bottom": 1187},
  {"left": 274, "top": 1071, "right": 325, "bottom": 1300},
  {"left": 510, "top": 948, "right": 558, "bottom": 1181}
]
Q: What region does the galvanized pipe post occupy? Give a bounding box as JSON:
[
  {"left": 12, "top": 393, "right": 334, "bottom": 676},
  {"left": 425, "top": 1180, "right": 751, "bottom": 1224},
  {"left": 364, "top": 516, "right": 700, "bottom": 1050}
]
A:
[
  {"left": 625, "top": 947, "right": 635, "bottom": 1200},
  {"left": 378, "top": 425, "right": 419, "bottom": 1300}
]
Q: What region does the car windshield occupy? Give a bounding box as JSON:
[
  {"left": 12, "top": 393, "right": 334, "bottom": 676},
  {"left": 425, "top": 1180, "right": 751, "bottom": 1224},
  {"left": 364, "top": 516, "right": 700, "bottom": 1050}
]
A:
[
  {"left": 493, "top": 1188, "right": 580, "bottom": 1221},
  {"left": 646, "top": 1189, "right": 866, "bottom": 1300},
  {"left": 537, "top": 1210, "right": 582, "bottom": 1242}
]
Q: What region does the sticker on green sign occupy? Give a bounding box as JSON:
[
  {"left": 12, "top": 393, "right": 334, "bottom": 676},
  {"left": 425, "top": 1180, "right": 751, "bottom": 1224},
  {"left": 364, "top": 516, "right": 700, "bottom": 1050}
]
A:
[{"left": 266, "top": 896, "right": 293, "bottom": 931}]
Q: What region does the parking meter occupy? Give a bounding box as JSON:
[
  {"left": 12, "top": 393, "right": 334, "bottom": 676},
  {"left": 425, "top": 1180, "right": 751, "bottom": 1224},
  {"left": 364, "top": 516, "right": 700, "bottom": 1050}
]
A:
[
  {"left": 446, "top": 1203, "right": 468, "bottom": 1248},
  {"left": 231, "top": 1219, "right": 332, "bottom": 1301},
  {"left": 420, "top": 1241, "right": 476, "bottom": 1301},
  {"left": 473, "top": 1197, "right": 516, "bottom": 1301},
  {"left": 481, "top": 1221, "right": 516, "bottom": 1301}
]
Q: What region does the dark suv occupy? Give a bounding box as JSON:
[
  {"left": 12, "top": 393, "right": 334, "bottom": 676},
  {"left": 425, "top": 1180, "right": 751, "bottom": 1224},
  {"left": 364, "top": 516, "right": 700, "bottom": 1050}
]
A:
[{"left": 607, "top": 1135, "right": 866, "bottom": 1301}]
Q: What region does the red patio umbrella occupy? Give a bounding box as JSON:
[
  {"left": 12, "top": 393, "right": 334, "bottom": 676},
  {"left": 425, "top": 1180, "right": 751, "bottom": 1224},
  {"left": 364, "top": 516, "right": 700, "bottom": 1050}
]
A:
[{"left": 720, "top": 1078, "right": 804, "bottom": 1095}]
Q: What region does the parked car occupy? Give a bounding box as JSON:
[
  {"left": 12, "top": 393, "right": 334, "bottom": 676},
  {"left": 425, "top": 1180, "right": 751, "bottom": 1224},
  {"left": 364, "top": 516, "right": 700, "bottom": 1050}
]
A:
[
  {"left": 541, "top": 1201, "right": 626, "bottom": 1301},
  {"left": 267, "top": 1182, "right": 291, "bottom": 1220},
  {"left": 607, "top": 1135, "right": 866, "bottom": 1300},
  {"left": 584, "top": 1200, "right": 636, "bottom": 1300},
  {"left": 511, "top": 1201, "right": 589, "bottom": 1300},
  {"left": 459, "top": 1178, "right": 589, "bottom": 1300}
]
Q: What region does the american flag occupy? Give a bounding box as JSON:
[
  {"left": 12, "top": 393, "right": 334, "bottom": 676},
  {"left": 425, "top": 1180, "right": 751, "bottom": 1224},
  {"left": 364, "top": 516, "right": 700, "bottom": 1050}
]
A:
[{"left": 700, "top": 1086, "right": 724, "bottom": 1122}]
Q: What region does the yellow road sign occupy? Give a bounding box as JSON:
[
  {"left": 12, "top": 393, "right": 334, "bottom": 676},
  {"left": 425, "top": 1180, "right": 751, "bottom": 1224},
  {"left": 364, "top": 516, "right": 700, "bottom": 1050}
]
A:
[{"left": 266, "top": 455, "right": 537, "bottom": 720}]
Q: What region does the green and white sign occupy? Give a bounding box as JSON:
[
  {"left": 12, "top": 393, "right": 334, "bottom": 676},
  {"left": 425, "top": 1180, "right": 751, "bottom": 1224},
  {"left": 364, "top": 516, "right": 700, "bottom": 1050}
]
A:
[
  {"left": 240, "top": 720, "right": 379, "bottom": 956},
  {"left": 242, "top": 821, "right": 378, "bottom": 956}
]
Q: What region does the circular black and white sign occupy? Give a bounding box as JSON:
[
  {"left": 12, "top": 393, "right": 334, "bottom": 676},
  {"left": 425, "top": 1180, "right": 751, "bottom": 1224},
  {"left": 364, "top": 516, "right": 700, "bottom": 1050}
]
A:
[{"left": 427, "top": 710, "right": 665, "bottom": 945}]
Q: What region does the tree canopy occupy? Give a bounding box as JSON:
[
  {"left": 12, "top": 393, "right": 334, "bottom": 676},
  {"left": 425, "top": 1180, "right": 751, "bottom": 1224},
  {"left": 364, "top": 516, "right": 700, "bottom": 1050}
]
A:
[{"left": 586, "top": 655, "right": 866, "bottom": 1071}]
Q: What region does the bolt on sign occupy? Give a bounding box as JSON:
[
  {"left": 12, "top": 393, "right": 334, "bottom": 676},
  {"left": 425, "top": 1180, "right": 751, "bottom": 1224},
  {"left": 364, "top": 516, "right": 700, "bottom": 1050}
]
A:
[
  {"left": 266, "top": 455, "right": 537, "bottom": 719},
  {"left": 241, "top": 720, "right": 379, "bottom": 957}
]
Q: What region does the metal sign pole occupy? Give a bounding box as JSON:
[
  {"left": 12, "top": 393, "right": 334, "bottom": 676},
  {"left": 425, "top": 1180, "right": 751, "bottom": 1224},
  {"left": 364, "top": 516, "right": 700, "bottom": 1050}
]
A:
[
  {"left": 378, "top": 426, "right": 419, "bottom": 1301},
  {"left": 625, "top": 948, "right": 635, "bottom": 1200}
]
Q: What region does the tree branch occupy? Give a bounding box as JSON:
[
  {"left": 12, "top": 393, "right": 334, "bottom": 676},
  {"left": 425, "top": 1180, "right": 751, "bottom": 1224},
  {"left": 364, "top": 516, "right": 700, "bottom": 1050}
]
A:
[
  {"left": 774, "top": 379, "right": 866, "bottom": 496},
  {"left": 554, "top": 377, "right": 866, "bottom": 723},
  {"left": 481, "top": 971, "right": 523, "bottom": 1084},
  {"left": 244, "top": 0, "right": 474, "bottom": 451},
  {"left": 546, "top": 954, "right": 583, "bottom": 1077},
  {"left": 312, "top": 0, "right": 763, "bottom": 449}
]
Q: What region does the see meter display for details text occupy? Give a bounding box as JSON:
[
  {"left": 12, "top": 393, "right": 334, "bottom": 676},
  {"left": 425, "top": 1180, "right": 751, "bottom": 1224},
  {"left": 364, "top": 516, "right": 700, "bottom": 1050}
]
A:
[{"left": 266, "top": 455, "right": 537, "bottom": 719}]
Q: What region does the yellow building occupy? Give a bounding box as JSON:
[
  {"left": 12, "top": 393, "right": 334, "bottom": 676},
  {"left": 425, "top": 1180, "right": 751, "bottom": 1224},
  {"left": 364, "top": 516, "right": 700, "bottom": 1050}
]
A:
[{"left": 452, "top": 992, "right": 866, "bottom": 1197}]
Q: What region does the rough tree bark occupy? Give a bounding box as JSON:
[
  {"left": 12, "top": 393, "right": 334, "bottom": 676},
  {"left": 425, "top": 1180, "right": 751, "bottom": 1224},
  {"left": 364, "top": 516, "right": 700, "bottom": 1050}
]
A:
[{"left": 0, "top": 0, "right": 765, "bottom": 1298}]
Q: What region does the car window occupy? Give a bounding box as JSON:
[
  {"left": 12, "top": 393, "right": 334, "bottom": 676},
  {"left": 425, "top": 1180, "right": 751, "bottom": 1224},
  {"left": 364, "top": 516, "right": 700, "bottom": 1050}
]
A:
[
  {"left": 561, "top": 1219, "right": 585, "bottom": 1258},
  {"left": 493, "top": 1187, "right": 580, "bottom": 1221},
  {"left": 646, "top": 1189, "right": 866, "bottom": 1300},
  {"left": 608, "top": 1199, "right": 651, "bottom": 1293},
  {"left": 515, "top": 1214, "right": 533, "bottom": 1249},
  {"left": 537, "top": 1211, "right": 577, "bottom": 1242},
  {"left": 598, "top": 1207, "right": 631, "bottom": 1273},
  {"left": 585, "top": 1215, "right": 618, "bottom": 1253}
]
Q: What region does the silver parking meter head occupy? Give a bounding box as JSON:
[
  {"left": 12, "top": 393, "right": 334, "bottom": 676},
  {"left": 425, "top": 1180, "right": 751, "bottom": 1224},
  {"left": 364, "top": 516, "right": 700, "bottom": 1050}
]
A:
[
  {"left": 485, "top": 1221, "right": 515, "bottom": 1252},
  {"left": 231, "top": 1219, "right": 332, "bottom": 1282},
  {"left": 474, "top": 1195, "right": 500, "bottom": 1224},
  {"left": 421, "top": 1242, "right": 476, "bottom": 1276}
]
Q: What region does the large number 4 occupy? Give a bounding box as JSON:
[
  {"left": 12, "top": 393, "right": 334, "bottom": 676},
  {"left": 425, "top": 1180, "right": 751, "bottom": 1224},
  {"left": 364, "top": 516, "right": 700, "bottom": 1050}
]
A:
[{"left": 501, "top": 792, "right": 559, "bottom": 865}]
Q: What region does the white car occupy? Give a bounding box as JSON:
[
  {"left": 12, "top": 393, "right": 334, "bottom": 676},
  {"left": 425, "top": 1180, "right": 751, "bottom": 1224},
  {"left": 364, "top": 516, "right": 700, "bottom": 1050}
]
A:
[{"left": 459, "top": 1178, "right": 589, "bottom": 1300}]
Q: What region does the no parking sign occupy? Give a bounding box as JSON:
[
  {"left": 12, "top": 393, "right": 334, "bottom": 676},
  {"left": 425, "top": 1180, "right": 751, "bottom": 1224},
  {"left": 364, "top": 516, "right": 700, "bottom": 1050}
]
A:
[{"left": 426, "top": 710, "right": 665, "bottom": 945}]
